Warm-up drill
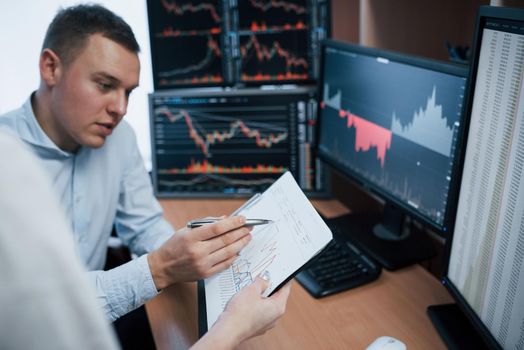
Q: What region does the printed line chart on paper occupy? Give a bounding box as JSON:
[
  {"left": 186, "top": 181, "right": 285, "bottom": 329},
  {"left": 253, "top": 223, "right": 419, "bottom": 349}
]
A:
[{"left": 204, "top": 171, "right": 332, "bottom": 329}]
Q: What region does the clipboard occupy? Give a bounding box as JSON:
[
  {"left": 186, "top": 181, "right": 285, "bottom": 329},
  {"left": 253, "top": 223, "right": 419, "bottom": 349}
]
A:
[
  {"left": 197, "top": 172, "right": 333, "bottom": 335},
  {"left": 197, "top": 280, "right": 207, "bottom": 338}
]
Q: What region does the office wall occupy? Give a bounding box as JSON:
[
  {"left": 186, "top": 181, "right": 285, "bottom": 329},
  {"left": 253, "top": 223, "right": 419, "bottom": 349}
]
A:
[
  {"left": 331, "top": 0, "right": 360, "bottom": 43},
  {"left": 359, "top": 0, "right": 488, "bottom": 61}
]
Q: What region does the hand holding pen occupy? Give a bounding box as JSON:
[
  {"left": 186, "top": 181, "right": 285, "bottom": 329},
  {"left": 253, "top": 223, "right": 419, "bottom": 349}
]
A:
[
  {"left": 148, "top": 215, "right": 254, "bottom": 289},
  {"left": 149, "top": 193, "right": 271, "bottom": 288}
]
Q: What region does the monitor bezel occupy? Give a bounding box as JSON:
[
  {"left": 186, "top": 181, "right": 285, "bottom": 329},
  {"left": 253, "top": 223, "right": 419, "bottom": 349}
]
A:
[
  {"left": 315, "top": 38, "right": 469, "bottom": 234},
  {"left": 439, "top": 6, "right": 524, "bottom": 350},
  {"left": 146, "top": 0, "right": 332, "bottom": 90},
  {"left": 149, "top": 86, "right": 330, "bottom": 198}
]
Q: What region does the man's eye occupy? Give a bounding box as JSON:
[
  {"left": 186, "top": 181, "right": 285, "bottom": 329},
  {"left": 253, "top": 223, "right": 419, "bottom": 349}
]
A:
[{"left": 98, "top": 82, "right": 112, "bottom": 90}]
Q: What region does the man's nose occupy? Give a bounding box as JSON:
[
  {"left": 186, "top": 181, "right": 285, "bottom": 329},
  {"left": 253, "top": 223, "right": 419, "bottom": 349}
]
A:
[{"left": 108, "top": 91, "right": 127, "bottom": 117}]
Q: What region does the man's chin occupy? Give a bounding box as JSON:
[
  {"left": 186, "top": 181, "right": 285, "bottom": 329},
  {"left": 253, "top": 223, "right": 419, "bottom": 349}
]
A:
[{"left": 83, "top": 136, "right": 107, "bottom": 149}]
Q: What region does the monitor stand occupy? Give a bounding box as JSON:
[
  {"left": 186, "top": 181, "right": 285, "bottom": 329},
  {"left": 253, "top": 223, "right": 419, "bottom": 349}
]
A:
[
  {"left": 427, "top": 304, "right": 489, "bottom": 350},
  {"left": 326, "top": 203, "right": 436, "bottom": 270}
]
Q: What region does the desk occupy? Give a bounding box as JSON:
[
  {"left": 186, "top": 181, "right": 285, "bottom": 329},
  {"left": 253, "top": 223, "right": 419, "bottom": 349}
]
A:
[{"left": 146, "top": 199, "right": 452, "bottom": 349}]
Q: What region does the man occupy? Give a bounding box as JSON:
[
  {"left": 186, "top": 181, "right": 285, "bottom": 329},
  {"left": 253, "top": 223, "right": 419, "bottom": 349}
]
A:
[
  {"left": 0, "top": 130, "right": 291, "bottom": 349},
  {"left": 0, "top": 4, "right": 254, "bottom": 322}
]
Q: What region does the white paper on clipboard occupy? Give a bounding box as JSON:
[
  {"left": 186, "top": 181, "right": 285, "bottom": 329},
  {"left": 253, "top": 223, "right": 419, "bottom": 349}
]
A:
[{"left": 203, "top": 171, "right": 333, "bottom": 330}]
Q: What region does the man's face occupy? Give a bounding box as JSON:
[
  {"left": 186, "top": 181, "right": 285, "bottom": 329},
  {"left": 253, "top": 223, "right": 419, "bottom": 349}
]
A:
[{"left": 50, "top": 33, "right": 140, "bottom": 151}]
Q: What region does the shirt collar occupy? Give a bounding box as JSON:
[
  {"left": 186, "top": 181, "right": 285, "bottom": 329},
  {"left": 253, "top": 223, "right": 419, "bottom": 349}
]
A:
[{"left": 19, "top": 94, "right": 74, "bottom": 158}]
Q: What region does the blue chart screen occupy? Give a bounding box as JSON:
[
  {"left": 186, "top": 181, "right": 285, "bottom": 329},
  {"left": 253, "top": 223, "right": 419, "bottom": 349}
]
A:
[{"left": 318, "top": 47, "right": 467, "bottom": 225}]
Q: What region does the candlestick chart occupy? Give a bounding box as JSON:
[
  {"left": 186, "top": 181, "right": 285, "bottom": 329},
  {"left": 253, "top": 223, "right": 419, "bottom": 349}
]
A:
[
  {"left": 147, "top": 0, "right": 224, "bottom": 87},
  {"left": 237, "top": 0, "right": 312, "bottom": 83},
  {"left": 150, "top": 89, "right": 322, "bottom": 196},
  {"left": 239, "top": 31, "right": 309, "bottom": 82}
]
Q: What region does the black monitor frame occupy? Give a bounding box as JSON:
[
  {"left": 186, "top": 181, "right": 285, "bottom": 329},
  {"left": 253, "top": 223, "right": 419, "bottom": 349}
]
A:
[
  {"left": 315, "top": 39, "right": 469, "bottom": 235},
  {"left": 433, "top": 6, "right": 524, "bottom": 350}
]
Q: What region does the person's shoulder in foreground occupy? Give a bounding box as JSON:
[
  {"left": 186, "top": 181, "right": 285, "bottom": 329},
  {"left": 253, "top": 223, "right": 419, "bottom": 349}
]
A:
[{"left": 0, "top": 130, "right": 120, "bottom": 350}]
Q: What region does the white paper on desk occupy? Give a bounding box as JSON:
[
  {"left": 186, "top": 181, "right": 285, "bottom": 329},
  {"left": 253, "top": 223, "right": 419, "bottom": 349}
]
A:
[{"left": 204, "top": 171, "right": 333, "bottom": 329}]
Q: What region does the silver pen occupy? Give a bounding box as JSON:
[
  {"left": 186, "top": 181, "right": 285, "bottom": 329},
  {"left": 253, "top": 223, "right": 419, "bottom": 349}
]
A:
[{"left": 187, "top": 218, "right": 273, "bottom": 228}]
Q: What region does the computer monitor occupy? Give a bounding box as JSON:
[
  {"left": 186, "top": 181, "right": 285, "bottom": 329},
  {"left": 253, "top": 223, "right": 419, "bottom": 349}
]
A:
[
  {"left": 316, "top": 39, "right": 469, "bottom": 269},
  {"left": 146, "top": 0, "right": 330, "bottom": 89},
  {"left": 149, "top": 87, "right": 327, "bottom": 197},
  {"left": 428, "top": 6, "right": 524, "bottom": 350}
]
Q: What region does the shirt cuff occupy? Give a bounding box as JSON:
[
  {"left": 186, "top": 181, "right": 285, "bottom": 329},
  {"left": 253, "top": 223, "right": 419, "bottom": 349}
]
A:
[
  {"left": 136, "top": 253, "right": 160, "bottom": 298},
  {"left": 92, "top": 254, "right": 159, "bottom": 322}
]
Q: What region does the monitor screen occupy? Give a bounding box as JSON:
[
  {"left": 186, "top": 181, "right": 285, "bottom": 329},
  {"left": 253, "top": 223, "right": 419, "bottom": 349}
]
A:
[
  {"left": 149, "top": 87, "right": 326, "bottom": 197},
  {"left": 317, "top": 40, "right": 468, "bottom": 231},
  {"left": 146, "top": 0, "right": 330, "bottom": 89},
  {"left": 440, "top": 6, "right": 524, "bottom": 349}
]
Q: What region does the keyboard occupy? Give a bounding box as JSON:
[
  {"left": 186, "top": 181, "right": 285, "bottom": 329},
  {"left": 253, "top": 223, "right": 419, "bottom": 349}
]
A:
[{"left": 296, "top": 232, "right": 381, "bottom": 298}]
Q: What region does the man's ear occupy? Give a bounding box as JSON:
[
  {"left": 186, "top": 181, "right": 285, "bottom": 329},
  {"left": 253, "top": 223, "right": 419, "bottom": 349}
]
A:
[{"left": 39, "top": 49, "right": 62, "bottom": 87}]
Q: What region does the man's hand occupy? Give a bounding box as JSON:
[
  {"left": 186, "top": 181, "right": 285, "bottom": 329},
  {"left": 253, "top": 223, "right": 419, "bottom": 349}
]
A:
[{"left": 148, "top": 216, "right": 252, "bottom": 290}]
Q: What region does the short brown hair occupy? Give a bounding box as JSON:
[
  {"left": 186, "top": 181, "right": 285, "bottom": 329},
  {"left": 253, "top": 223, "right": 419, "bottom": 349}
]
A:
[{"left": 42, "top": 4, "right": 140, "bottom": 66}]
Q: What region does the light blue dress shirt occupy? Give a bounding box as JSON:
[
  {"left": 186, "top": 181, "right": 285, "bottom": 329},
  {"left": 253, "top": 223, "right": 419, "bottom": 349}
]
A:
[{"left": 0, "top": 96, "right": 174, "bottom": 321}]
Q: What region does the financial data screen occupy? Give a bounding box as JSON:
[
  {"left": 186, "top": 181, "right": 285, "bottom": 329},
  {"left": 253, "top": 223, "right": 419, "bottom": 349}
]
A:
[
  {"left": 150, "top": 88, "right": 323, "bottom": 196},
  {"left": 146, "top": 0, "right": 330, "bottom": 88},
  {"left": 448, "top": 17, "right": 524, "bottom": 349},
  {"left": 317, "top": 45, "right": 467, "bottom": 226}
]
